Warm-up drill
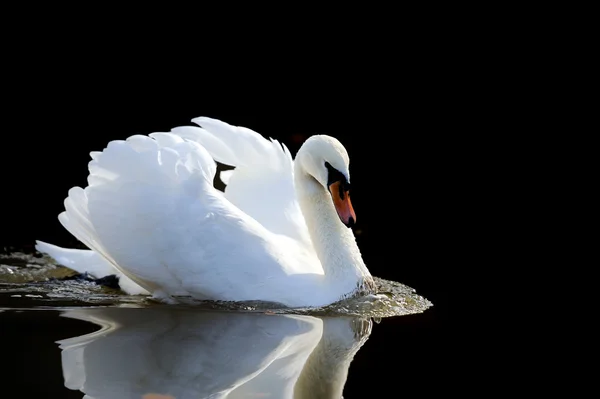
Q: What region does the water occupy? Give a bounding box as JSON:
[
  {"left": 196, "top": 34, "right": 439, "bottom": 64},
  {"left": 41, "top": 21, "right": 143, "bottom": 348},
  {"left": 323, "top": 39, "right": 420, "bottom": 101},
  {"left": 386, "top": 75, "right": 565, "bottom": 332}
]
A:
[{"left": 0, "top": 252, "right": 435, "bottom": 398}]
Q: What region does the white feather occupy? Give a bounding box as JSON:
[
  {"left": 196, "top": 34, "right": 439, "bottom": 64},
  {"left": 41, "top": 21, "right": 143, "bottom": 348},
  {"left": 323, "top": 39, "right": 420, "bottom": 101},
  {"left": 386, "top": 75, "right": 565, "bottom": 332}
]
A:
[
  {"left": 37, "top": 117, "right": 374, "bottom": 307},
  {"left": 34, "top": 241, "right": 148, "bottom": 295}
]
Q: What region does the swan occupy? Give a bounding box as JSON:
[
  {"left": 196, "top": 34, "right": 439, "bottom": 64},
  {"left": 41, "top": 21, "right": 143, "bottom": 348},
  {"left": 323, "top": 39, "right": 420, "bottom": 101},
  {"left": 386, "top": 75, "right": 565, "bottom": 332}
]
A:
[
  {"left": 56, "top": 308, "right": 372, "bottom": 398},
  {"left": 36, "top": 117, "right": 376, "bottom": 307}
]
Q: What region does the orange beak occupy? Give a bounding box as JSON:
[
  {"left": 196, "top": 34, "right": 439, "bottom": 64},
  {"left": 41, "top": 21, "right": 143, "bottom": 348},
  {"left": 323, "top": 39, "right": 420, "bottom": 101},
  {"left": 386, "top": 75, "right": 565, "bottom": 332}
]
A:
[{"left": 328, "top": 181, "right": 356, "bottom": 228}]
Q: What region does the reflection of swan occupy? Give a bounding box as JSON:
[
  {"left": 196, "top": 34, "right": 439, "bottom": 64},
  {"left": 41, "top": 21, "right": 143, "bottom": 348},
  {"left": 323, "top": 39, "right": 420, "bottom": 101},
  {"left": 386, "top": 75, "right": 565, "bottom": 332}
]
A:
[
  {"left": 36, "top": 116, "right": 375, "bottom": 307},
  {"left": 57, "top": 308, "right": 372, "bottom": 399}
]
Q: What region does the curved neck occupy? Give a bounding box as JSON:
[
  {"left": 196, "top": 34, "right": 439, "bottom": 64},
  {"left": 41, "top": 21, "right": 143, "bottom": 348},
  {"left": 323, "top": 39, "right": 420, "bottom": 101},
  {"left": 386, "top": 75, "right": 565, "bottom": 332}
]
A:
[{"left": 294, "top": 163, "right": 373, "bottom": 296}]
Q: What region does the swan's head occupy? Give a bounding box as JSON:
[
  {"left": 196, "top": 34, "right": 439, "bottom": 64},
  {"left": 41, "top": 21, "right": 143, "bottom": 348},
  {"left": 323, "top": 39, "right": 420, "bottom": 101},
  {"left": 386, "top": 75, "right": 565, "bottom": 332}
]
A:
[{"left": 296, "top": 135, "right": 356, "bottom": 228}]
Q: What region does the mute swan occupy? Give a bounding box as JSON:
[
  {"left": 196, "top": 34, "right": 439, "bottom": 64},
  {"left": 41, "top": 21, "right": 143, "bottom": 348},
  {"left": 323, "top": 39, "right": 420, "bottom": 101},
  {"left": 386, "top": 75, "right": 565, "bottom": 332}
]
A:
[
  {"left": 36, "top": 117, "right": 376, "bottom": 307},
  {"left": 57, "top": 308, "right": 371, "bottom": 398}
]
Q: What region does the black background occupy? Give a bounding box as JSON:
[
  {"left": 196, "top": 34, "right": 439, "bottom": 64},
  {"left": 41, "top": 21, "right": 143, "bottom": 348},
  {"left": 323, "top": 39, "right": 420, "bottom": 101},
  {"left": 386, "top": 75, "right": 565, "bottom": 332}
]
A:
[{"left": 0, "top": 14, "right": 503, "bottom": 396}]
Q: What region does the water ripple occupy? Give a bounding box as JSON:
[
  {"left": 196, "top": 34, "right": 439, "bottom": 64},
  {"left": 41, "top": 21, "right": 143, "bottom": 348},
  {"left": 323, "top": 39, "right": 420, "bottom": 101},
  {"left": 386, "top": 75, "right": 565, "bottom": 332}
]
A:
[{"left": 0, "top": 252, "right": 432, "bottom": 318}]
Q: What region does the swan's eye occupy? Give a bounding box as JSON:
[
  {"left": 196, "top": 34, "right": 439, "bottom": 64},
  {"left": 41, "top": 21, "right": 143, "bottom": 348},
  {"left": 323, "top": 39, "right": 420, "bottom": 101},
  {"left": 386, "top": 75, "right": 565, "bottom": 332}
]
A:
[{"left": 325, "top": 161, "right": 349, "bottom": 192}]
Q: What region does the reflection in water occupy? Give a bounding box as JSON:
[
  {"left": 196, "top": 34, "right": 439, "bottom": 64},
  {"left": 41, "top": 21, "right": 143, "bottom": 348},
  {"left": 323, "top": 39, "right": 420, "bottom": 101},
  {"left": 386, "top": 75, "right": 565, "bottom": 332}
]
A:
[{"left": 57, "top": 308, "right": 372, "bottom": 399}]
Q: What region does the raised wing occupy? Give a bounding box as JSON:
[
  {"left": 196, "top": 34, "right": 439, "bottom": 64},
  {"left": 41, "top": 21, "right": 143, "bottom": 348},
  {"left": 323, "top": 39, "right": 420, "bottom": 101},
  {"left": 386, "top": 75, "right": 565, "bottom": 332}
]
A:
[
  {"left": 58, "top": 132, "right": 318, "bottom": 303},
  {"left": 171, "top": 117, "right": 312, "bottom": 247}
]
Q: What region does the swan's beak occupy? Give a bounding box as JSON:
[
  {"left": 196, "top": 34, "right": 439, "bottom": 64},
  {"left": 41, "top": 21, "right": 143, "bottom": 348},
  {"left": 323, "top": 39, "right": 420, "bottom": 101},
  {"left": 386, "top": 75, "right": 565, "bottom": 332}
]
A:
[{"left": 328, "top": 181, "right": 356, "bottom": 228}]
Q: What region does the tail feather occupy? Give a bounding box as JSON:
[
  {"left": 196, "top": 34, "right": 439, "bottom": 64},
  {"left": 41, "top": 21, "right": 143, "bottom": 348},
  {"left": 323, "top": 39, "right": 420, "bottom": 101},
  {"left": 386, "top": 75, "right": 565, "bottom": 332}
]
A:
[{"left": 34, "top": 241, "right": 149, "bottom": 295}]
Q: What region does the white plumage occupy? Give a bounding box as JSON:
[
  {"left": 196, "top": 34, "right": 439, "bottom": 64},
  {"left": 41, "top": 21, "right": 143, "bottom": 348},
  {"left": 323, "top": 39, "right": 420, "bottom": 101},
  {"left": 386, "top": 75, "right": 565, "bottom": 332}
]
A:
[{"left": 37, "top": 117, "right": 374, "bottom": 307}]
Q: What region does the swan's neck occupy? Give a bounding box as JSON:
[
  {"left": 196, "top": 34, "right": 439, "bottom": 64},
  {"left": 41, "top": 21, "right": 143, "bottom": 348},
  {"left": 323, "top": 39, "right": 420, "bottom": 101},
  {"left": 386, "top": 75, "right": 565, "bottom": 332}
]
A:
[{"left": 294, "top": 168, "right": 374, "bottom": 298}]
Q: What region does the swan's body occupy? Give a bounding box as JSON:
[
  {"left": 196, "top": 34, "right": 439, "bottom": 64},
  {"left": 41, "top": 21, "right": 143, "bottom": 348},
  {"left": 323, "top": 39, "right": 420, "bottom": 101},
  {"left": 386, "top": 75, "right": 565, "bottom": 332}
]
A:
[{"left": 37, "top": 117, "right": 375, "bottom": 307}]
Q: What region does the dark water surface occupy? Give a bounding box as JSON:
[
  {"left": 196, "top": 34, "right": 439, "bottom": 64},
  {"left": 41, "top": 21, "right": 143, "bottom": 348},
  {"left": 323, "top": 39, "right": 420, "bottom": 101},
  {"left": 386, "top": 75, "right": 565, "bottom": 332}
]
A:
[{"left": 0, "top": 252, "right": 447, "bottom": 398}]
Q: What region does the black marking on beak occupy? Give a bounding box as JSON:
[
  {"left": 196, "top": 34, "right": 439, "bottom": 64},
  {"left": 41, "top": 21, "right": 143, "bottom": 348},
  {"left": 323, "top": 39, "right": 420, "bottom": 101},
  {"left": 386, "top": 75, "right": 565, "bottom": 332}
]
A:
[
  {"left": 326, "top": 161, "right": 356, "bottom": 228},
  {"left": 325, "top": 161, "right": 350, "bottom": 192}
]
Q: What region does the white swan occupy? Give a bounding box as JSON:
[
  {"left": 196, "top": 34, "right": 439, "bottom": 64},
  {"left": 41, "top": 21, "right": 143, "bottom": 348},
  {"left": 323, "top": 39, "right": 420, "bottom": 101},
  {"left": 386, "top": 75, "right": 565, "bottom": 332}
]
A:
[
  {"left": 57, "top": 308, "right": 372, "bottom": 398},
  {"left": 36, "top": 117, "right": 375, "bottom": 307}
]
